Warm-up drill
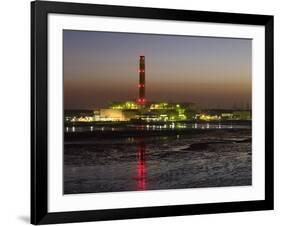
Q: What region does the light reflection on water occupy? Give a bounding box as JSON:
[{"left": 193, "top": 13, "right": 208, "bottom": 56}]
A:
[
  {"left": 65, "top": 122, "right": 250, "bottom": 133},
  {"left": 64, "top": 128, "right": 252, "bottom": 194},
  {"left": 136, "top": 139, "right": 146, "bottom": 191}
]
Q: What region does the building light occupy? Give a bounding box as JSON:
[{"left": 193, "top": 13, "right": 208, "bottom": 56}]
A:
[{"left": 137, "top": 98, "right": 146, "bottom": 103}]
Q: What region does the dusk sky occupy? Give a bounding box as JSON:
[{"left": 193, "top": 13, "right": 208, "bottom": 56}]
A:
[{"left": 63, "top": 30, "right": 252, "bottom": 109}]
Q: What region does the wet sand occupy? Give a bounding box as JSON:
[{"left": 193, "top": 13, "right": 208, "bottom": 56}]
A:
[{"left": 64, "top": 129, "right": 252, "bottom": 194}]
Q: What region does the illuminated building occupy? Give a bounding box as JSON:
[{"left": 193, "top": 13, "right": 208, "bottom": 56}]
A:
[
  {"left": 232, "top": 111, "right": 251, "bottom": 120},
  {"left": 198, "top": 114, "right": 221, "bottom": 121},
  {"left": 91, "top": 56, "right": 196, "bottom": 122},
  {"left": 99, "top": 109, "right": 137, "bottom": 121},
  {"left": 195, "top": 109, "right": 252, "bottom": 121},
  {"left": 110, "top": 101, "right": 140, "bottom": 110},
  {"left": 64, "top": 56, "right": 251, "bottom": 123}
]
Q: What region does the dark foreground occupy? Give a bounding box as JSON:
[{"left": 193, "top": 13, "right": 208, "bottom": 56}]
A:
[{"left": 64, "top": 128, "right": 252, "bottom": 194}]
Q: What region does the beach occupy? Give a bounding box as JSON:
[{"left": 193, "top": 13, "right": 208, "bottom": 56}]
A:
[{"left": 64, "top": 127, "right": 252, "bottom": 194}]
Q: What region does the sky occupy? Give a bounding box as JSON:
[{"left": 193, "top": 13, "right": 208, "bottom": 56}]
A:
[{"left": 63, "top": 30, "right": 252, "bottom": 109}]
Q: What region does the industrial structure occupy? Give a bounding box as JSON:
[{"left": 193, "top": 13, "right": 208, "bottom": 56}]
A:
[
  {"left": 138, "top": 56, "right": 146, "bottom": 105},
  {"left": 90, "top": 55, "right": 197, "bottom": 121},
  {"left": 65, "top": 55, "right": 251, "bottom": 123}
]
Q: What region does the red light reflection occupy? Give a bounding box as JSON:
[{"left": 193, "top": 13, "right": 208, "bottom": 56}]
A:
[{"left": 136, "top": 139, "right": 146, "bottom": 190}]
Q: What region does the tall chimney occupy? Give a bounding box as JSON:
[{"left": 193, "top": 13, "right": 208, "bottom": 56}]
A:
[{"left": 138, "top": 56, "right": 146, "bottom": 105}]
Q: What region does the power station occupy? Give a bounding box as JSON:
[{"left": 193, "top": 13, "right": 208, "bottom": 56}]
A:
[
  {"left": 64, "top": 55, "right": 252, "bottom": 123},
  {"left": 81, "top": 55, "right": 197, "bottom": 122}
]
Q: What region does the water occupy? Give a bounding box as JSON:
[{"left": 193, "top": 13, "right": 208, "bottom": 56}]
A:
[{"left": 64, "top": 127, "right": 252, "bottom": 194}]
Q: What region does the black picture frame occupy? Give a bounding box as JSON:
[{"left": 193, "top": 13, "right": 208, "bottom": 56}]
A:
[{"left": 31, "top": 0, "right": 274, "bottom": 224}]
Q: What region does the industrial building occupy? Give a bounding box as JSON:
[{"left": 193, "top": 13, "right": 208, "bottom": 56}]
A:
[
  {"left": 94, "top": 56, "right": 196, "bottom": 122},
  {"left": 65, "top": 56, "right": 251, "bottom": 123}
]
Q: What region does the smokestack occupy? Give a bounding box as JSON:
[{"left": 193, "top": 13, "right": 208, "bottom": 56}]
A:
[{"left": 138, "top": 56, "right": 146, "bottom": 105}]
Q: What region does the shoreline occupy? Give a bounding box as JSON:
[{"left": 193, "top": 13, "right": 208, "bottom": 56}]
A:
[
  {"left": 64, "top": 127, "right": 252, "bottom": 140},
  {"left": 65, "top": 120, "right": 251, "bottom": 127}
]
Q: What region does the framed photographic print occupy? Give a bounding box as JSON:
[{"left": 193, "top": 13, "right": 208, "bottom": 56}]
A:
[{"left": 31, "top": 0, "right": 274, "bottom": 224}]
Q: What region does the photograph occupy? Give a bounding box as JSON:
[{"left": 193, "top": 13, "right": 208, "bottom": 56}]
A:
[
  {"left": 30, "top": 1, "right": 274, "bottom": 224},
  {"left": 63, "top": 30, "right": 252, "bottom": 194}
]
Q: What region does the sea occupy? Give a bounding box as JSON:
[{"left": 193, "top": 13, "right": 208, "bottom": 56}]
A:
[{"left": 64, "top": 122, "right": 252, "bottom": 194}]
